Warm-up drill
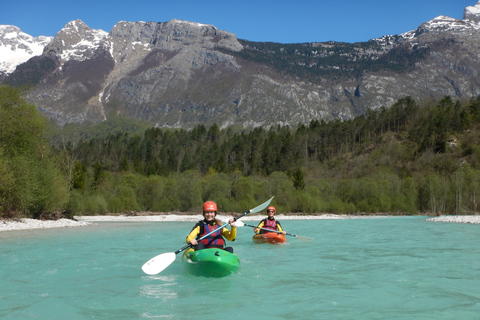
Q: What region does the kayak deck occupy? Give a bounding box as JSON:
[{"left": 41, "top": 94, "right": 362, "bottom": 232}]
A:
[
  {"left": 252, "top": 232, "right": 287, "bottom": 244},
  {"left": 182, "top": 248, "right": 240, "bottom": 277}
]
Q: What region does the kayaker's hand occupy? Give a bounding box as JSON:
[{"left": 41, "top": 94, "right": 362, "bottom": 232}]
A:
[
  {"left": 229, "top": 218, "right": 236, "bottom": 228},
  {"left": 190, "top": 239, "right": 198, "bottom": 245},
  {"left": 281, "top": 231, "right": 287, "bottom": 235},
  {"left": 254, "top": 228, "right": 259, "bottom": 233}
]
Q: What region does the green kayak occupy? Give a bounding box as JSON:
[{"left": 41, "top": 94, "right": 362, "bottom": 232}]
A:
[{"left": 182, "top": 248, "right": 240, "bottom": 277}]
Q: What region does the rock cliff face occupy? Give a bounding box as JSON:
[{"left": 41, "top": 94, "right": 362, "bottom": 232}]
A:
[{"left": 2, "top": 2, "right": 480, "bottom": 128}]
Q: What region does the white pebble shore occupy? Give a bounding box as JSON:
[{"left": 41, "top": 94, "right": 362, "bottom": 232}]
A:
[
  {"left": 426, "top": 215, "right": 480, "bottom": 224},
  {"left": 0, "top": 218, "right": 92, "bottom": 232}
]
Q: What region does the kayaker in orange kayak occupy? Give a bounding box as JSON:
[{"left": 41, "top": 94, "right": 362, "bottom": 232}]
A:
[
  {"left": 186, "top": 201, "right": 237, "bottom": 253},
  {"left": 254, "top": 206, "right": 287, "bottom": 235}
]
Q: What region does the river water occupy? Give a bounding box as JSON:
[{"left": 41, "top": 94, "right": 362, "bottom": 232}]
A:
[{"left": 1, "top": 216, "right": 479, "bottom": 319}]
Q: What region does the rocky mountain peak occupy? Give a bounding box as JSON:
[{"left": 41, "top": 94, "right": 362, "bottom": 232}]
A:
[
  {"left": 464, "top": 0, "right": 480, "bottom": 24},
  {"left": 160, "top": 19, "right": 242, "bottom": 51},
  {"left": 43, "top": 19, "right": 108, "bottom": 64},
  {"left": 105, "top": 19, "right": 242, "bottom": 75},
  {"left": 414, "top": 15, "right": 471, "bottom": 37},
  {"left": 386, "top": 2, "right": 480, "bottom": 41},
  {"left": 109, "top": 19, "right": 242, "bottom": 52}
]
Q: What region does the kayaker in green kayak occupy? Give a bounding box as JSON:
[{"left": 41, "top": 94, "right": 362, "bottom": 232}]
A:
[
  {"left": 254, "top": 206, "right": 287, "bottom": 235},
  {"left": 186, "top": 201, "right": 237, "bottom": 253}
]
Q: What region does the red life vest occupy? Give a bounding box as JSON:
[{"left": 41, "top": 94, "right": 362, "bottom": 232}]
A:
[
  {"left": 198, "top": 221, "right": 225, "bottom": 249},
  {"left": 263, "top": 218, "right": 277, "bottom": 232}
]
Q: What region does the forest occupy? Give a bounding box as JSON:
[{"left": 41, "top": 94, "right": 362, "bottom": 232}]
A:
[
  {"left": 2, "top": 84, "right": 480, "bottom": 218},
  {"left": 229, "top": 39, "right": 428, "bottom": 80}
]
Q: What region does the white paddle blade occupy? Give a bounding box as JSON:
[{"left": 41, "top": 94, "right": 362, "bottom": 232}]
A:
[
  {"left": 296, "top": 235, "right": 314, "bottom": 242},
  {"left": 142, "top": 252, "right": 176, "bottom": 275},
  {"left": 235, "top": 220, "right": 245, "bottom": 227},
  {"left": 224, "top": 217, "right": 244, "bottom": 227},
  {"left": 249, "top": 196, "right": 274, "bottom": 214}
]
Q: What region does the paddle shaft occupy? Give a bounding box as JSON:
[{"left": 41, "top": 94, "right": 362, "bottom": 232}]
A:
[
  {"left": 244, "top": 223, "right": 314, "bottom": 242},
  {"left": 243, "top": 223, "right": 286, "bottom": 235},
  {"left": 243, "top": 223, "right": 313, "bottom": 241}
]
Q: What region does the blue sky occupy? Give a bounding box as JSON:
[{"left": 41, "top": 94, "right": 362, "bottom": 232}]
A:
[{"left": 2, "top": 0, "right": 476, "bottom": 43}]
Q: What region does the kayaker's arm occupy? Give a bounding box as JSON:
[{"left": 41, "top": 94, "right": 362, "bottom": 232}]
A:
[
  {"left": 254, "top": 220, "right": 265, "bottom": 233},
  {"left": 186, "top": 225, "right": 201, "bottom": 244},
  {"left": 276, "top": 221, "right": 287, "bottom": 235},
  {"left": 221, "top": 225, "right": 237, "bottom": 241},
  {"left": 276, "top": 222, "right": 284, "bottom": 232}
]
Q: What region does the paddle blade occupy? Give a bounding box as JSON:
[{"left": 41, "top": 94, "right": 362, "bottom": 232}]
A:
[
  {"left": 142, "top": 252, "right": 176, "bottom": 275},
  {"left": 223, "top": 217, "right": 244, "bottom": 227},
  {"left": 249, "top": 196, "right": 274, "bottom": 214},
  {"left": 295, "top": 235, "right": 314, "bottom": 242},
  {"left": 235, "top": 220, "right": 245, "bottom": 227}
]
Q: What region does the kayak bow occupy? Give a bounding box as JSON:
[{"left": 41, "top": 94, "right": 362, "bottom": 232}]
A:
[
  {"left": 182, "top": 248, "right": 240, "bottom": 277},
  {"left": 252, "top": 232, "right": 287, "bottom": 244}
]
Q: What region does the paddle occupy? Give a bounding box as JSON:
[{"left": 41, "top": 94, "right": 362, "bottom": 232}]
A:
[
  {"left": 241, "top": 223, "right": 314, "bottom": 242},
  {"left": 141, "top": 196, "right": 274, "bottom": 275}
]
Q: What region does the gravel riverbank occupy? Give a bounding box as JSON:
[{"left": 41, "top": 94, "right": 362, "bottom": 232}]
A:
[
  {"left": 0, "top": 218, "right": 92, "bottom": 232},
  {"left": 426, "top": 215, "right": 480, "bottom": 224},
  {"left": 1, "top": 214, "right": 479, "bottom": 232}
]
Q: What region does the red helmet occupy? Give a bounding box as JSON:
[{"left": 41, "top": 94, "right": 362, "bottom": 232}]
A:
[
  {"left": 267, "top": 206, "right": 276, "bottom": 214},
  {"left": 203, "top": 201, "right": 217, "bottom": 212}
]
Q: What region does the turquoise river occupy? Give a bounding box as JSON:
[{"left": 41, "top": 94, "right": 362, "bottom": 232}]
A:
[{"left": 1, "top": 216, "right": 480, "bottom": 319}]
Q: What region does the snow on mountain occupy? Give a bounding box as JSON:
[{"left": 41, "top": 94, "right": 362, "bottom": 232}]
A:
[
  {"left": 464, "top": 0, "right": 480, "bottom": 24},
  {"left": 44, "top": 19, "right": 109, "bottom": 65},
  {"left": 410, "top": 2, "right": 480, "bottom": 37},
  {"left": 373, "top": 1, "right": 480, "bottom": 44},
  {"left": 415, "top": 15, "right": 474, "bottom": 34},
  {"left": 0, "top": 25, "right": 52, "bottom": 75}
]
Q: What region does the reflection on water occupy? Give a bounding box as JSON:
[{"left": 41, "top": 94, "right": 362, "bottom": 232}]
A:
[{"left": 140, "top": 275, "right": 179, "bottom": 301}]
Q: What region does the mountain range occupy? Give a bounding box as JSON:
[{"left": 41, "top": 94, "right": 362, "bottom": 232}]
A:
[{"left": 1, "top": 1, "right": 480, "bottom": 129}]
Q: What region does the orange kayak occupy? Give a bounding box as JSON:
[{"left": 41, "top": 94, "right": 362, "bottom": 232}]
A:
[{"left": 252, "top": 233, "right": 287, "bottom": 244}]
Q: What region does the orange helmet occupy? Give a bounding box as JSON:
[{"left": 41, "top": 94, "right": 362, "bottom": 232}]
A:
[
  {"left": 203, "top": 201, "right": 217, "bottom": 212},
  {"left": 267, "top": 206, "right": 276, "bottom": 214}
]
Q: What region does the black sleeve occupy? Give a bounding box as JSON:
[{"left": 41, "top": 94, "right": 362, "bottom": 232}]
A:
[{"left": 256, "top": 218, "right": 266, "bottom": 227}]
